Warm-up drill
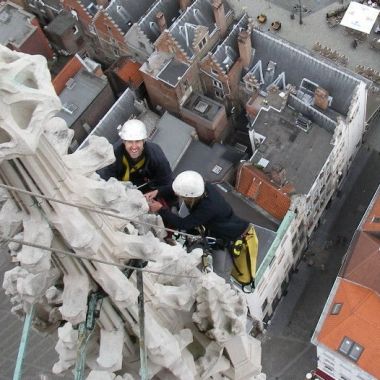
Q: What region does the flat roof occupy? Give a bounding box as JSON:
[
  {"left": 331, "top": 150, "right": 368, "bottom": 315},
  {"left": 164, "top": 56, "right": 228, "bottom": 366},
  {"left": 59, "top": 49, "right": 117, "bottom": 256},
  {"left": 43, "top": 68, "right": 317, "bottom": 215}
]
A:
[
  {"left": 157, "top": 59, "right": 189, "bottom": 87},
  {"left": 0, "top": 4, "right": 35, "bottom": 47},
  {"left": 251, "top": 106, "right": 333, "bottom": 194},
  {"left": 174, "top": 140, "right": 242, "bottom": 183}
]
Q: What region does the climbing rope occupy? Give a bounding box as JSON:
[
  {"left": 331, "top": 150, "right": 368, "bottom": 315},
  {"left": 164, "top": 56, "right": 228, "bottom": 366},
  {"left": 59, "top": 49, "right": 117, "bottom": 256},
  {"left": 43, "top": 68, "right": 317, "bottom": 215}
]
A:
[
  {"left": 0, "top": 235, "right": 201, "bottom": 279},
  {"left": 0, "top": 182, "right": 202, "bottom": 240}
]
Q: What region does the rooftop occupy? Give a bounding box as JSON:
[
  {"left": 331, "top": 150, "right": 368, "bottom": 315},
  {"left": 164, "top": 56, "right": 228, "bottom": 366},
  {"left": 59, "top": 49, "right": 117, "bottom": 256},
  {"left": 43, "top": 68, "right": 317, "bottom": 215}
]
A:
[
  {"left": 249, "top": 28, "right": 364, "bottom": 117},
  {"left": 45, "top": 12, "right": 77, "bottom": 35},
  {"left": 168, "top": 0, "right": 232, "bottom": 59},
  {"left": 138, "top": 0, "right": 181, "bottom": 43},
  {"left": 106, "top": 0, "right": 156, "bottom": 34},
  {"left": 0, "top": 3, "right": 36, "bottom": 47},
  {"left": 182, "top": 92, "right": 225, "bottom": 121},
  {"left": 78, "top": 88, "right": 142, "bottom": 149},
  {"left": 317, "top": 279, "right": 380, "bottom": 379},
  {"left": 150, "top": 112, "right": 197, "bottom": 170},
  {"left": 156, "top": 59, "right": 190, "bottom": 87},
  {"left": 314, "top": 185, "right": 380, "bottom": 379},
  {"left": 56, "top": 69, "right": 108, "bottom": 127},
  {"left": 173, "top": 139, "right": 244, "bottom": 183},
  {"left": 250, "top": 105, "right": 333, "bottom": 194},
  {"left": 211, "top": 13, "right": 249, "bottom": 72}
]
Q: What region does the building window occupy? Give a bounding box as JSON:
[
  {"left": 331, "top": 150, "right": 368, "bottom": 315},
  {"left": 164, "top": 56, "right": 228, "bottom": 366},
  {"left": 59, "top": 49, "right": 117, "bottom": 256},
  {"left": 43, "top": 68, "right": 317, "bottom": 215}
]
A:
[
  {"left": 72, "top": 25, "right": 79, "bottom": 34},
  {"left": 338, "top": 337, "right": 364, "bottom": 362},
  {"left": 213, "top": 79, "right": 222, "bottom": 89},
  {"left": 198, "top": 37, "right": 207, "bottom": 49},
  {"left": 62, "top": 103, "right": 78, "bottom": 115},
  {"left": 246, "top": 82, "right": 254, "bottom": 91},
  {"left": 215, "top": 89, "right": 224, "bottom": 99},
  {"left": 330, "top": 303, "right": 342, "bottom": 315},
  {"left": 262, "top": 298, "right": 268, "bottom": 311},
  {"left": 182, "top": 79, "right": 190, "bottom": 91},
  {"left": 211, "top": 68, "right": 218, "bottom": 75}
]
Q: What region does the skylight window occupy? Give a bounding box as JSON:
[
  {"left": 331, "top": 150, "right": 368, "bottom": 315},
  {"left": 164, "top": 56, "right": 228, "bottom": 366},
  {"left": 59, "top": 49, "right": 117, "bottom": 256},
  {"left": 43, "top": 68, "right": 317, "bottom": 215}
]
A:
[
  {"left": 348, "top": 344, "right": 363, "bottom": 361},
  {"left": 339, "top": 337, "right": 353, "bottom": 355},
  {"left": 330, "top": 303, "right": 342, "bottom": 315},
  {"left": 338, "top": 337, "right": 364, "bottom": 362},
  {"left": 62, "top": 103, "right": 78, "bottom": 115}
]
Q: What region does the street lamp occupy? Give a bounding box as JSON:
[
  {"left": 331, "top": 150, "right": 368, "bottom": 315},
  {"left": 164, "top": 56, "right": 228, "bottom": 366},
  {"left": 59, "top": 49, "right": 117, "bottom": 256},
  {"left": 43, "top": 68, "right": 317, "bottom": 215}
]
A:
[{"left": 292, "top": 0, "right": 304, "bottom": 25}]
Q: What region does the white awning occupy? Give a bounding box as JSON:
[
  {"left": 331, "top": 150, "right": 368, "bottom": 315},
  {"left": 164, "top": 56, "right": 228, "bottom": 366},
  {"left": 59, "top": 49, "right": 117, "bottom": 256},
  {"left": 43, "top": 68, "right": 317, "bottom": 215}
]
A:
[{"left": 340, "top": 1, "right": 380, "bottom": 34}]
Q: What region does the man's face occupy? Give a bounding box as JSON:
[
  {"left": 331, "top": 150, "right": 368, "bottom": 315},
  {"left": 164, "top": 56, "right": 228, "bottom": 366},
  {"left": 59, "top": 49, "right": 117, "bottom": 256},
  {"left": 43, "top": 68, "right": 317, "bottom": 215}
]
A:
[{"left": 124, "top": 140, "right": 144, "bottom": 159}]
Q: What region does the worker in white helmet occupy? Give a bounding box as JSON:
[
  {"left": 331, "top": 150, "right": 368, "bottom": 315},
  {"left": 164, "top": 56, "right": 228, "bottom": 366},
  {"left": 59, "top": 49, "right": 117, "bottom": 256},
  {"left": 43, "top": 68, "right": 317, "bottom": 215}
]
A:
[
  {"left": 149, "top": 170, "right": 251, "bottom": 282},
  {"left": 99, "top": 119, "right": 175, "bottom": 204}
]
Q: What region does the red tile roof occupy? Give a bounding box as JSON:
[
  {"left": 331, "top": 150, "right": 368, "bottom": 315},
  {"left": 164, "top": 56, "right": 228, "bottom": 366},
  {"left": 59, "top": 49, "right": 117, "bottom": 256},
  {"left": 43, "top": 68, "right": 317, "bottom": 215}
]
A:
[
  {"left": 317, "top": 279, "right": 380, "bottom": 379},
  {"left": 52, "top": 55, "right": 82, "bottom": 95},
  {"left": 235, "top": 163, "right": 291, "bottom": 220},
  {"left": 362, "top": 191, "right": 380, "bottom": 233},
  {"left": 316, "top": 187, "right": 380, "bottom": 379},
  {"left": 113, "top": 58, "right": 143, "bottom": 89},
  {"left": 341, "top": 231, "right": 380, "bottom": 294}
]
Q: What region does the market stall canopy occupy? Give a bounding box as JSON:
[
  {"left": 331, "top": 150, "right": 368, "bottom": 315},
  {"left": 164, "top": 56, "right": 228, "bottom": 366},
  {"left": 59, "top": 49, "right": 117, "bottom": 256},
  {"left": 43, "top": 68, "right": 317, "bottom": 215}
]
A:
[{"left": 340, "top": 1, "right": 380, "bottom": 34}]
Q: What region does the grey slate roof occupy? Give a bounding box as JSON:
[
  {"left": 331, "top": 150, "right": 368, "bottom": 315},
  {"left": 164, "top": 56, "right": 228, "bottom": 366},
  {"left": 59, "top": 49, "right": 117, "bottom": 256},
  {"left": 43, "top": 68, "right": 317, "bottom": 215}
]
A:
[
  {"left": 173, "top": 139, "right": 244, "bottom": 183},
  {"left": 212, "top": 13, "right": 249, "bottom": 72},
  {"left": 157, "top": 59, "right": 190, "bottom": 87},
  {"left": 45, "top": 12, "right": 77, "bottom": 35},
  {"left": 169, "top": 0, "right": 232, "bottom": 58},
  {"left": 106, "top": 0, "right": 156, "bottom": 33},
  {"left": 78, "top": 88, "right": 141, "bottom": 148},
  {"left": 0, "top": 4, "right": 35, "bottom": 47},
  {"left": 250, "top": 106, "right": 333, "bottom": 194},
  {"left": 56, "top": 69, "right": 108, "bottom": 128},
  {"left": 150, "top": 112, "right": 197, "bottom": 170},
  {"left": 250, "top": 29, "right": 364, "bottom": 116},
  {"left": 138, "top": 0, "right": 180, "bottom": 43}
]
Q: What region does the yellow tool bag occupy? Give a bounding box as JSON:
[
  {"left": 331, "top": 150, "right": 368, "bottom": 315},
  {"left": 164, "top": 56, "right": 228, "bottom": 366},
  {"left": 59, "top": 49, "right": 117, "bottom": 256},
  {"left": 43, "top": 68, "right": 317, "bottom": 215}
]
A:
[{"left": 231, "top": 225, "right": 259, "bottom": 293}]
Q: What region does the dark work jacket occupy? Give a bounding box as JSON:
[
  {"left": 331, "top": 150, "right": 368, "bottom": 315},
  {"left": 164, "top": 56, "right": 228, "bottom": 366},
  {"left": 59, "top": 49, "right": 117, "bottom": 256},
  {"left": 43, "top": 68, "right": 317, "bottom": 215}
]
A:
[
  {"left": 159, "top": 183, "right": 249, "bottom": 243},
  {"left": 98, "top": 141, "right": 174, "bottom": 201}
]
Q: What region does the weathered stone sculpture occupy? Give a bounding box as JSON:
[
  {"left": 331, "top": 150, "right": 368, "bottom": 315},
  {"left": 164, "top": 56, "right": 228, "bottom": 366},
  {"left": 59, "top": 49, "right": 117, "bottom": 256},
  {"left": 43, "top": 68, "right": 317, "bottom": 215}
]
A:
[{"left": 0, "top": 46, "right": 265, "bottom": 379}]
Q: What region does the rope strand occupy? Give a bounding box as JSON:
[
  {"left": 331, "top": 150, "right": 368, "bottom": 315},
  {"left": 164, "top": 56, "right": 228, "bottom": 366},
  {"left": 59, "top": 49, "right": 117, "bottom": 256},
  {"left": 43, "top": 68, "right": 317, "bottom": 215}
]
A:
[
  {"left": 0, "top": 236, "right": 200, "bottom": 279},
  {"left": 0, "top": 182, "right": 201, "bottom": 240}
]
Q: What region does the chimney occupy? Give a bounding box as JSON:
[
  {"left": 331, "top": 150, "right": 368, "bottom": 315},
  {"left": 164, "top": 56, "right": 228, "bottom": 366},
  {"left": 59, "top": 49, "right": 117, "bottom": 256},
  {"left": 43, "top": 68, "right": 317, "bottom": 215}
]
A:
[
  {"left": 314, "top": 87, "right": 329, "bottom": 110},
  {"left": 270, "top": 166, "right": 287, "bottom": 186},
  {"left": 212, "top": 0, "right": 227, "bottom": 37},
  {"left": 179, "top": 0, "right": 191, "bottom": 11},
  {"left": 238, "top": 29, "right": 252, "bottom": 69},
  {"left": 156, "top": 11, "right": 167, "bottom": 32}
]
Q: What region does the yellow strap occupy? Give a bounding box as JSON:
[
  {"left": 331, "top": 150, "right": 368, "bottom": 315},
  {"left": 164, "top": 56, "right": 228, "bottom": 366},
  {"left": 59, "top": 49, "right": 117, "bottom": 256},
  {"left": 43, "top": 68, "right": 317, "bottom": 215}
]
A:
[
  {"left": 122, "top": 155, "right": 145, "bottom": 182},
  {"left": 245, "top": 226, "right": 259, "bottom": 276}
]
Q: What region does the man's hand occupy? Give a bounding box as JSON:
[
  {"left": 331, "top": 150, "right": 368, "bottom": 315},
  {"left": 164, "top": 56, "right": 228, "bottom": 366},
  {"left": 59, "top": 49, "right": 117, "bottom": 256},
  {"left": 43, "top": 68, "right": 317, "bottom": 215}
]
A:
[
  {"left": 144, "top": 190, "right": 158, "bottom": 202},
  {"left": 149, "top": 200, "right": 163, "bottom": 213}
]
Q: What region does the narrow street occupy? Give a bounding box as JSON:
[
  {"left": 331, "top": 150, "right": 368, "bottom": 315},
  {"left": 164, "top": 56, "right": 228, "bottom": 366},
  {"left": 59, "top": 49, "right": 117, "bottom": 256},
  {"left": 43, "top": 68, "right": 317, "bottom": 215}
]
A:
[{"left": 261, "top": 113, "right": 380, "bottom": 380}]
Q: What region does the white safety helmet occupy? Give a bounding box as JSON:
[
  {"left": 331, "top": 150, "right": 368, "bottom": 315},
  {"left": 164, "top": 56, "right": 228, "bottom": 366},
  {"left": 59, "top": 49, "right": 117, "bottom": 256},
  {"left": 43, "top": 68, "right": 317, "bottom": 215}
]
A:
[
  {"left": 172, "top": 170, "right": 205, "bottom": 198},
  {"left": 118, "top": 119, "right": 147, "bottom": 141}
]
